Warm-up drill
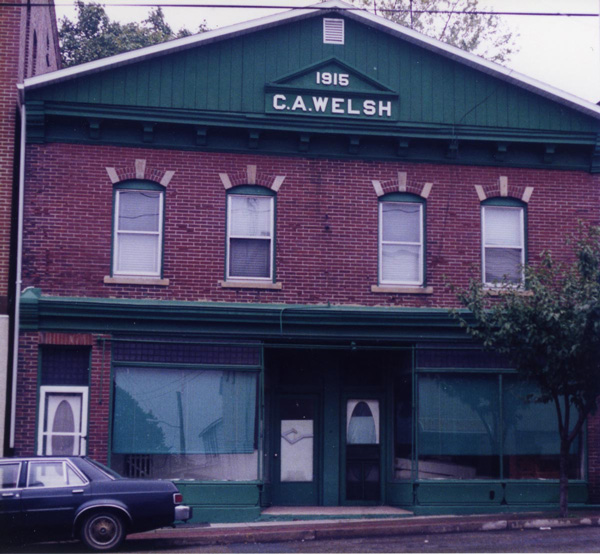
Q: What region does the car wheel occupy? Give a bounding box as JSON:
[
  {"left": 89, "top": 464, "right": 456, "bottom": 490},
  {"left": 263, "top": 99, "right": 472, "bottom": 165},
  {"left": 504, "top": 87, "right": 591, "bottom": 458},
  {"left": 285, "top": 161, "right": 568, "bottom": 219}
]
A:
[{"left": 80, "top": 511, "right": 126, "bottom": 551}]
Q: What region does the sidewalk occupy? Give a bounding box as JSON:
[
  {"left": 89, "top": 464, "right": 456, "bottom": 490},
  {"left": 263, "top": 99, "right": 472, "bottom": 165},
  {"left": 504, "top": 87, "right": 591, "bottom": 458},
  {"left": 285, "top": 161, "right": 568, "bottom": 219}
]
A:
[{"left": 129, "top": 512, "right": 600, "bottom": 547}]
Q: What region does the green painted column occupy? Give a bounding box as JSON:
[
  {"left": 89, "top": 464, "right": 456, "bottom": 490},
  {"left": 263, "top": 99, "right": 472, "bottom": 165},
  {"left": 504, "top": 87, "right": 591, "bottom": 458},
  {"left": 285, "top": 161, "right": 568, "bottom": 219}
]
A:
[{"left": 322, "top": 367, "right": 340, "bottom": 506}]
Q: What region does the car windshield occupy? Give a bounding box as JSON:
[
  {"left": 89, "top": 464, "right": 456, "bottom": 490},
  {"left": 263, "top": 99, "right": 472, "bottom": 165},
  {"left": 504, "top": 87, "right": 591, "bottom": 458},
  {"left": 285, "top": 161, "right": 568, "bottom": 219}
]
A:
[{"left": 85, "top": 458, "right": 122, "bottom": 480}]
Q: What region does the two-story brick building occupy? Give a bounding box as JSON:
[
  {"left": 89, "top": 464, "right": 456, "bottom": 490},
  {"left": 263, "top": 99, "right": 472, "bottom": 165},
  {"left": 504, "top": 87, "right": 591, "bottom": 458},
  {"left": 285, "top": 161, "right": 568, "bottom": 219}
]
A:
[
  {"left": 14, "top": 0, "right": 600, "bottom": 520},
  {"left": 0, "top": 0, "right": 60, "bottom": 456}
]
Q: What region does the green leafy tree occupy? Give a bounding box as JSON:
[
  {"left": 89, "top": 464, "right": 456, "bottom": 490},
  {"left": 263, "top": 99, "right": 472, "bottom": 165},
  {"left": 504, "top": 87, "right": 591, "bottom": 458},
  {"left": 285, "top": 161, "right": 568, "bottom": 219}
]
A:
[
  {"left": 454, "top": 226, "right": 600, "bottom": 517},
  {"left": 357, "top": 0, "right": 517, "bottom": 63},
  {"left": 59, "top": 1, "right": 207, "bottom": 67}
]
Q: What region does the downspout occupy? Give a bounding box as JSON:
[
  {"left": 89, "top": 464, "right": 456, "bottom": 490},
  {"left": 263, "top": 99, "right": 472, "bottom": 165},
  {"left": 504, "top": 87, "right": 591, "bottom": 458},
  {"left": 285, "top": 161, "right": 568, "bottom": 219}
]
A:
[{"left": 10, "top": 91, "right": 26, "bottom": 449}]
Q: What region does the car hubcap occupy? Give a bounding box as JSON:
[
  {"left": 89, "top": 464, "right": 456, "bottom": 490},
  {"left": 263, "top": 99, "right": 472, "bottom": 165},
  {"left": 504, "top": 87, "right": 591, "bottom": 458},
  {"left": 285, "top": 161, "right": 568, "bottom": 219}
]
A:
[{"left": 91, "top": 517, "right": 116, "bottom": 544}]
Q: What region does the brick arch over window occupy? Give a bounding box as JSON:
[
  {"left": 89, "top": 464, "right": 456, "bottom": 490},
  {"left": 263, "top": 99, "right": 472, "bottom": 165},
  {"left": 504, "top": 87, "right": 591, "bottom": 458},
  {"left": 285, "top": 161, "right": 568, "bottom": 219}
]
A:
[
  {"left": 371, "top": 172, "right": 433, "bottom": 199},
  {"left": 219, "top": 165, "right": 286, "bottom": 192},
  {"left": 105, "top": 159, "right": 175, "bottom": 188},
  {"left": 474, "top": 176, "right": 534, "bottom": 204}
]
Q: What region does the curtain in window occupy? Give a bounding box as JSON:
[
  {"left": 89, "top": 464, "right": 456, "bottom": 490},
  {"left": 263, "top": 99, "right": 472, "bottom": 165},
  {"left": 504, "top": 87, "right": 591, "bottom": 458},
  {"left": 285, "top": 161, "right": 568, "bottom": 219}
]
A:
[
  {"left": 483, "top": 206, "right": 523, "bottom": 283},
  {"left": 230, "top": 196, "right": 271, "bottom": 237},
  {"left": 381, "top": 202, "right": 421, "bottom": 283},
  {"left": 116, "top": 190, "right": 161, "bottom": 274},
  {"left": 112, "top": 367, "right": 257, "bottom": 455},
  {"left": 230, "top": 239, "right": 270, "bottom": 278},
  {"left": 228, "top": 195, "right": 272, "bottom": 278}
]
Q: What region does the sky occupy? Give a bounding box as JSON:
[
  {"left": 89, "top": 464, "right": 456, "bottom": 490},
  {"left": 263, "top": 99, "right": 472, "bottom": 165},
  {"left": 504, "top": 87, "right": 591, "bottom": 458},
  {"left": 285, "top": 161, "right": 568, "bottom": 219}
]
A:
[{"left": 54, "top": 0, "right": 600, "bottom": 103}]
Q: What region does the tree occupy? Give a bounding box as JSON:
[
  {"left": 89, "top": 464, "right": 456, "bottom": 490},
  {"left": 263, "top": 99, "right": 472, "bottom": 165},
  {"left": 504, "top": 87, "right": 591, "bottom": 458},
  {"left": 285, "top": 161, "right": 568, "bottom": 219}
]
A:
[
  {"left": 59, "top": 1, "right": 208, "bottom": 67},
  {"left": 357, "top": 0, "right": 517, "bottom": 63},
  {"left": 454, "top": 226, "right": 600, "bottom": 517}
]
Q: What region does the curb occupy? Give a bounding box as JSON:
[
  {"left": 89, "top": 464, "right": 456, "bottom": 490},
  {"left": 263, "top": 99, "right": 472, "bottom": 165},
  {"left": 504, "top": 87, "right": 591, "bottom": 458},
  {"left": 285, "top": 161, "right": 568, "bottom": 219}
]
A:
[{"left": 128, "top": 514, "right": 600, "bottom": 546}]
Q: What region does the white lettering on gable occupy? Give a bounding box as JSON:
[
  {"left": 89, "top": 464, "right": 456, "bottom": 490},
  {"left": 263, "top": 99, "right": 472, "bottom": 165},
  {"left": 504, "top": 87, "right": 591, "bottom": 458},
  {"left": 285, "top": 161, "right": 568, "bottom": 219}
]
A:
[
  {"left": 291, "top": 96, "right": 308, "bottom": 111},
  {"left": 273, "top": 94, "right": 287, "bottom": 110},
  {"left": 363, "top": 100, "right": 376, "bottom": 116},
  {"left": 312, "top": 97, "right": 329, "bottom": 112},
  {"left": 271, "top": 94, "right": 394, "bottom": 118},
  {"left": 331, "top": 98, "right": 344, "bottom": 114}
]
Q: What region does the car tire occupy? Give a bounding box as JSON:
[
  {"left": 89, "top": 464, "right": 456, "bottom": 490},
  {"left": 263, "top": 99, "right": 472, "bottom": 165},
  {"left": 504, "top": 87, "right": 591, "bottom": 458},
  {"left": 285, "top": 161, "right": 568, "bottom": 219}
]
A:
[{"left": 80, "top": 511, "right": 126, "bottom": 551}]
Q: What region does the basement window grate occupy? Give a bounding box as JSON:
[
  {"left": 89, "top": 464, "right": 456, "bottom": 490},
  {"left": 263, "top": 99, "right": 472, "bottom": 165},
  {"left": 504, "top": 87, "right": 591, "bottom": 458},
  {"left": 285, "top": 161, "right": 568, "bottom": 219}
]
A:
[{"left": 323, "top": 18, "right": 344, "bottom": 44}]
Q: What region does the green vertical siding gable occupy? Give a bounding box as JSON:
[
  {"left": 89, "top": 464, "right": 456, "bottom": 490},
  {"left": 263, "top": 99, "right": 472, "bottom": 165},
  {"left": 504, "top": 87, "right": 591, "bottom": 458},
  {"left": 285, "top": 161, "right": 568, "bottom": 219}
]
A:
[{"left": 31, "top": 15, "right": 596, "bottom": 133}]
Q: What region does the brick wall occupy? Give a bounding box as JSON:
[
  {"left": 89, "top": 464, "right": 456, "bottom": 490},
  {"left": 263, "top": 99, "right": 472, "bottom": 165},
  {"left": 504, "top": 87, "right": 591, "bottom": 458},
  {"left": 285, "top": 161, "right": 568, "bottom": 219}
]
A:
[
  {"left": 0, "top": 0, "right": 22, "bottom": 307},
  {"left": 13, "top": 331, "right": 37, "bottom": 455},
  {"left": 22, "top": 142, "right": 600, "bottom": 308}
]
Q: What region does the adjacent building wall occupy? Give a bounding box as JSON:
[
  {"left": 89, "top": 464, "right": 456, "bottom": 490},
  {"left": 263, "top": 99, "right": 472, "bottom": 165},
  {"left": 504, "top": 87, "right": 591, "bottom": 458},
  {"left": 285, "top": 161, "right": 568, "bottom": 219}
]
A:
[{"left": 0, "top": 0, "right": 60, "bottom": 455}]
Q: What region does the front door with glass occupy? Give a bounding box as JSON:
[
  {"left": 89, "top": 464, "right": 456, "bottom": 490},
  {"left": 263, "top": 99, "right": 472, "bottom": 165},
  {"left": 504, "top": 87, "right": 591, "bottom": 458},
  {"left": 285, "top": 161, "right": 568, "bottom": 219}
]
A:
[
  {"left": 345, "top": 399, "right": 381, "bottom": 503},
  {"left": 271, "top": 395, "right": 319, "bottom": 505}
]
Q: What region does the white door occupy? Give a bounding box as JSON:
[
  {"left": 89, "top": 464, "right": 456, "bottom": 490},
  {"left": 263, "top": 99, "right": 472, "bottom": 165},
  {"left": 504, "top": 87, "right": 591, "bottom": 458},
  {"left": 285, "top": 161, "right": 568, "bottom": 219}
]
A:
[{"left": 38, "top": 387, "right": 88, "bottom": 455}]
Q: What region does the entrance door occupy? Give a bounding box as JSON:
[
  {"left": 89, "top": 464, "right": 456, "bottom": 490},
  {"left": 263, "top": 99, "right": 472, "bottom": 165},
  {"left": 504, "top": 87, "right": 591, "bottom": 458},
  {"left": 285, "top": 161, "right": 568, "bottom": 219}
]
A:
[
  {"left": 37, "top": 387, "right": 88, "bottom": 456},
  {"left": 271, "top": 395, "right": 319, "bottom": 505},
  {"left": 344, "top": 399, "right": 381, "bottom": 503}
]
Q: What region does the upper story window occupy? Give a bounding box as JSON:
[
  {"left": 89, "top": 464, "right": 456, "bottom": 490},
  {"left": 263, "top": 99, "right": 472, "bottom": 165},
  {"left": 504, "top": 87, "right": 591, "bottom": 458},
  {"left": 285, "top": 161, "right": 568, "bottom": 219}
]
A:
[
  {"left": 379, "top": 194, "right": 424, "bottom": 286},
  {"left": 113, "top": 181, "right": 165, "bottom": 278},
  {"left": 226, "top": 186, "right": 275, "bottom": 281},
  {"left": 482, "top": 198, "right": 526, "bottom": 285}
]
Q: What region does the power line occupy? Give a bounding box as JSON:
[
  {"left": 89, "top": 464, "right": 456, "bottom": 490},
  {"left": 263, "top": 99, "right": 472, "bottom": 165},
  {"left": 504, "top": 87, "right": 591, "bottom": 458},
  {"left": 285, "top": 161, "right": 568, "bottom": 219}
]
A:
[{"left": 1, "top": 2, "right": 599, "bottom": 16}]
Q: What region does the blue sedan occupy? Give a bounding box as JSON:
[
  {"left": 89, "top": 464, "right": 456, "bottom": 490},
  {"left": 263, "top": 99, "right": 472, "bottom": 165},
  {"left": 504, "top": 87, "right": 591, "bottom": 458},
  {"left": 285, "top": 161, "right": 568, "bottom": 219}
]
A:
[{"left": 0, "top": 456, "right": 192, "bottom": 551}]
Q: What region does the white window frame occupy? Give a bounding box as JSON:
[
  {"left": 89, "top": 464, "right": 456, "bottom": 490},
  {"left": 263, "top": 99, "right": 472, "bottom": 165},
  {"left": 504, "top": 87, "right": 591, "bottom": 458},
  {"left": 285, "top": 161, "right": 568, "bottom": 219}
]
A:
[
  {"left": 37, "top": 386, "right": 88, "bottom": 456},
  {"left": 113, "top": 188, "right": 164, "bottom": 277},
  {"left": 226, "top": 193, "right": 274, "bottom": 282},
  {"left": 481, "top": 204, "right": 525, "bottom": 286},
  {"left": 379, "top": 200, "right": 424, "bottom": 286}
]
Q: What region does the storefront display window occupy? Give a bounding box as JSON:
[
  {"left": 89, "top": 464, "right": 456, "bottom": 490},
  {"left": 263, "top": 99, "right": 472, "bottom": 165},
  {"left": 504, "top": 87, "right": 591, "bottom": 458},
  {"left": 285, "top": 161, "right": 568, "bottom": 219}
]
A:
[
  {"left": 110, "top": 340, "right": 261, "bottom": 482},
  {"left": 417, "top": 374, "right": 501, "bottom": 479}
]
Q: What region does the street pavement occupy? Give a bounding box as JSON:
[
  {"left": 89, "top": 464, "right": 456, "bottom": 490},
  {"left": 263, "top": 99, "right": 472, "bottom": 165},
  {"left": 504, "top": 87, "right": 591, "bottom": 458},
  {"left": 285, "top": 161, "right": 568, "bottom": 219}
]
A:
[
  {"left": 5, "top": 512, "right": 600, "bottom": 553},
  {"left": 128, "top": 511, "right": 600, "bottom": 547}
]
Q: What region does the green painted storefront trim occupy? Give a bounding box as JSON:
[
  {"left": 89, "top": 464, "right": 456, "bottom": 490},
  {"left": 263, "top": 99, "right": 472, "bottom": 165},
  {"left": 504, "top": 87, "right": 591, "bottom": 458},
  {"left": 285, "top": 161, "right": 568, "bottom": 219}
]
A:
[
  {"left": 20, "top": 288, "right": 472, "bottom": 341},
  {"left": 170, "top": 480, "right": 590, "bottom": 522}
]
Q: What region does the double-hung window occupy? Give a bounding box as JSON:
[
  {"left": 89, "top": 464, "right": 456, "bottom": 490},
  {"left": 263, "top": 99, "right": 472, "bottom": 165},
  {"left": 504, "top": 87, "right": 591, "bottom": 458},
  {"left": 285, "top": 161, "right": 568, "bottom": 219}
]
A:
[
  {"left": 113, "top": 182, "right": 164, "bottom": 277},
  {"left": 226, "top": 187, "right": 275, "bottom": 281},
  {"left": 482, "top": 199, "right": 525, "bottom": 285},
  {"left": 379, "top": 195, "right": 424, "bottom": 286}
]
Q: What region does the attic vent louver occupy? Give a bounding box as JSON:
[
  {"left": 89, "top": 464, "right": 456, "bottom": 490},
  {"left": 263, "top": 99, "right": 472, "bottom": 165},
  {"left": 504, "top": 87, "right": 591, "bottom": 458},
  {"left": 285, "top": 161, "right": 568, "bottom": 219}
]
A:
[{"left": 323, "top": 18, "right": 344, "bottom": 44}]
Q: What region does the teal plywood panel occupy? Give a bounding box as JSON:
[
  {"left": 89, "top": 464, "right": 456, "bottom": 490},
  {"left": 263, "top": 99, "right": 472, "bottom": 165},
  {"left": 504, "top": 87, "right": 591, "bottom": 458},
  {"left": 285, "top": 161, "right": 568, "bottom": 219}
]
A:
[{"left": 181, "top": 50, "right": 196, "bottom": 109}]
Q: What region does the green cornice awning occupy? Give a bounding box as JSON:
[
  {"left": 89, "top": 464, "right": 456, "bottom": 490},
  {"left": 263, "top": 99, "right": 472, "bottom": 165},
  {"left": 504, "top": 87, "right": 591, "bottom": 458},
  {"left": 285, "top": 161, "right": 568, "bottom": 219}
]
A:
[{"left": 20, "top": 288, "right": 472, "bottom": 342}]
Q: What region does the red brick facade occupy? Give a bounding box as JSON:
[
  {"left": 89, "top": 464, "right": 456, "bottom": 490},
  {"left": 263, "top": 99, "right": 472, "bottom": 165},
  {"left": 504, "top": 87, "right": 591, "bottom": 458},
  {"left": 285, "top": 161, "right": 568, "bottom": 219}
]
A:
[{"left": 22, "top": 143, "right": 600, "bottom": 307}]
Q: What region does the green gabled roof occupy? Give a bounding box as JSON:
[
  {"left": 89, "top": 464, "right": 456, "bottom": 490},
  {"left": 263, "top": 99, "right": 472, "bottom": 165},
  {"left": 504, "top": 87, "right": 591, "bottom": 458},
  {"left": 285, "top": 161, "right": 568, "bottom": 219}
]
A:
[{"left": 21, "top": 1, "right": 600, "bottom": 169}]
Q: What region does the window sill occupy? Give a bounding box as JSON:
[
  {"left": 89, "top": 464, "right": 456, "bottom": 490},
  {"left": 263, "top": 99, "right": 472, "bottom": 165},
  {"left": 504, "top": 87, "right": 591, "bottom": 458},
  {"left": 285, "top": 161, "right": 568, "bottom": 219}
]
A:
[
  {"left": 484, "top": 287, "right": 532, "bottom": 297},
  {"left": 371, "top": 285, "right": 433, "bottom": 294},
  {"left": 104, "top": 276, "right": 170, "bottom": 286},
  {"left": 219, "top": 280, "right": 282, "bottom": 290}
]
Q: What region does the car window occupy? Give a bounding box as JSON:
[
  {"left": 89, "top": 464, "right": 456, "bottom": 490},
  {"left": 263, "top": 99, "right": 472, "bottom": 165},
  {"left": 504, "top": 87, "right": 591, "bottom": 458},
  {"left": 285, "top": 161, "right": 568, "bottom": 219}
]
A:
[
  {"left": 0, "top": 463, "right": 21, "bottom": 489},
  {"left": 28, "top": 461, "right": 86, "bottom": 488},
  {"left": 85, "top": 458, "right": 120, "bottom": 480}
]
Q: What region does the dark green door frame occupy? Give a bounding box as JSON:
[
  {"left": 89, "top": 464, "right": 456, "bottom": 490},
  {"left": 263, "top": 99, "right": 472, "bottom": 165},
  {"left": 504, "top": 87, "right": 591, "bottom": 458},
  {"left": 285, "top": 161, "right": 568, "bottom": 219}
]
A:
[
  {"left": 341, "top": 392, "right": 386, "bottom": 505},
  {"left": 270, "top": 393, "right": 320, "bottom": 506}
]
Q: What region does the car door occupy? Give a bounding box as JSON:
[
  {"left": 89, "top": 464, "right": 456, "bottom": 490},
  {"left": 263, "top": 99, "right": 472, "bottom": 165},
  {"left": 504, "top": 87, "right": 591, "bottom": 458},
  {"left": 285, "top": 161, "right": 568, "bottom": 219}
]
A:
[
  {"left": 0, "top": 461, "right": 24, "bottom": 536},
  {"left": 20, "top": 460, "right": 90, "bottom": 538}
]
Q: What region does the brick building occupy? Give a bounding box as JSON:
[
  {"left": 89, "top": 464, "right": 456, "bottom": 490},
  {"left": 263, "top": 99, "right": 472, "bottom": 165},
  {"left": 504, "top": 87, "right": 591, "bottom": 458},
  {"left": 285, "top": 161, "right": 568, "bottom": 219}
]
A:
[
  {"left": 0, "top": 0, "right": 60, "bottom": 456},
  {"left": 14, "top": 0, "right": 600, "bottom": 519}
]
